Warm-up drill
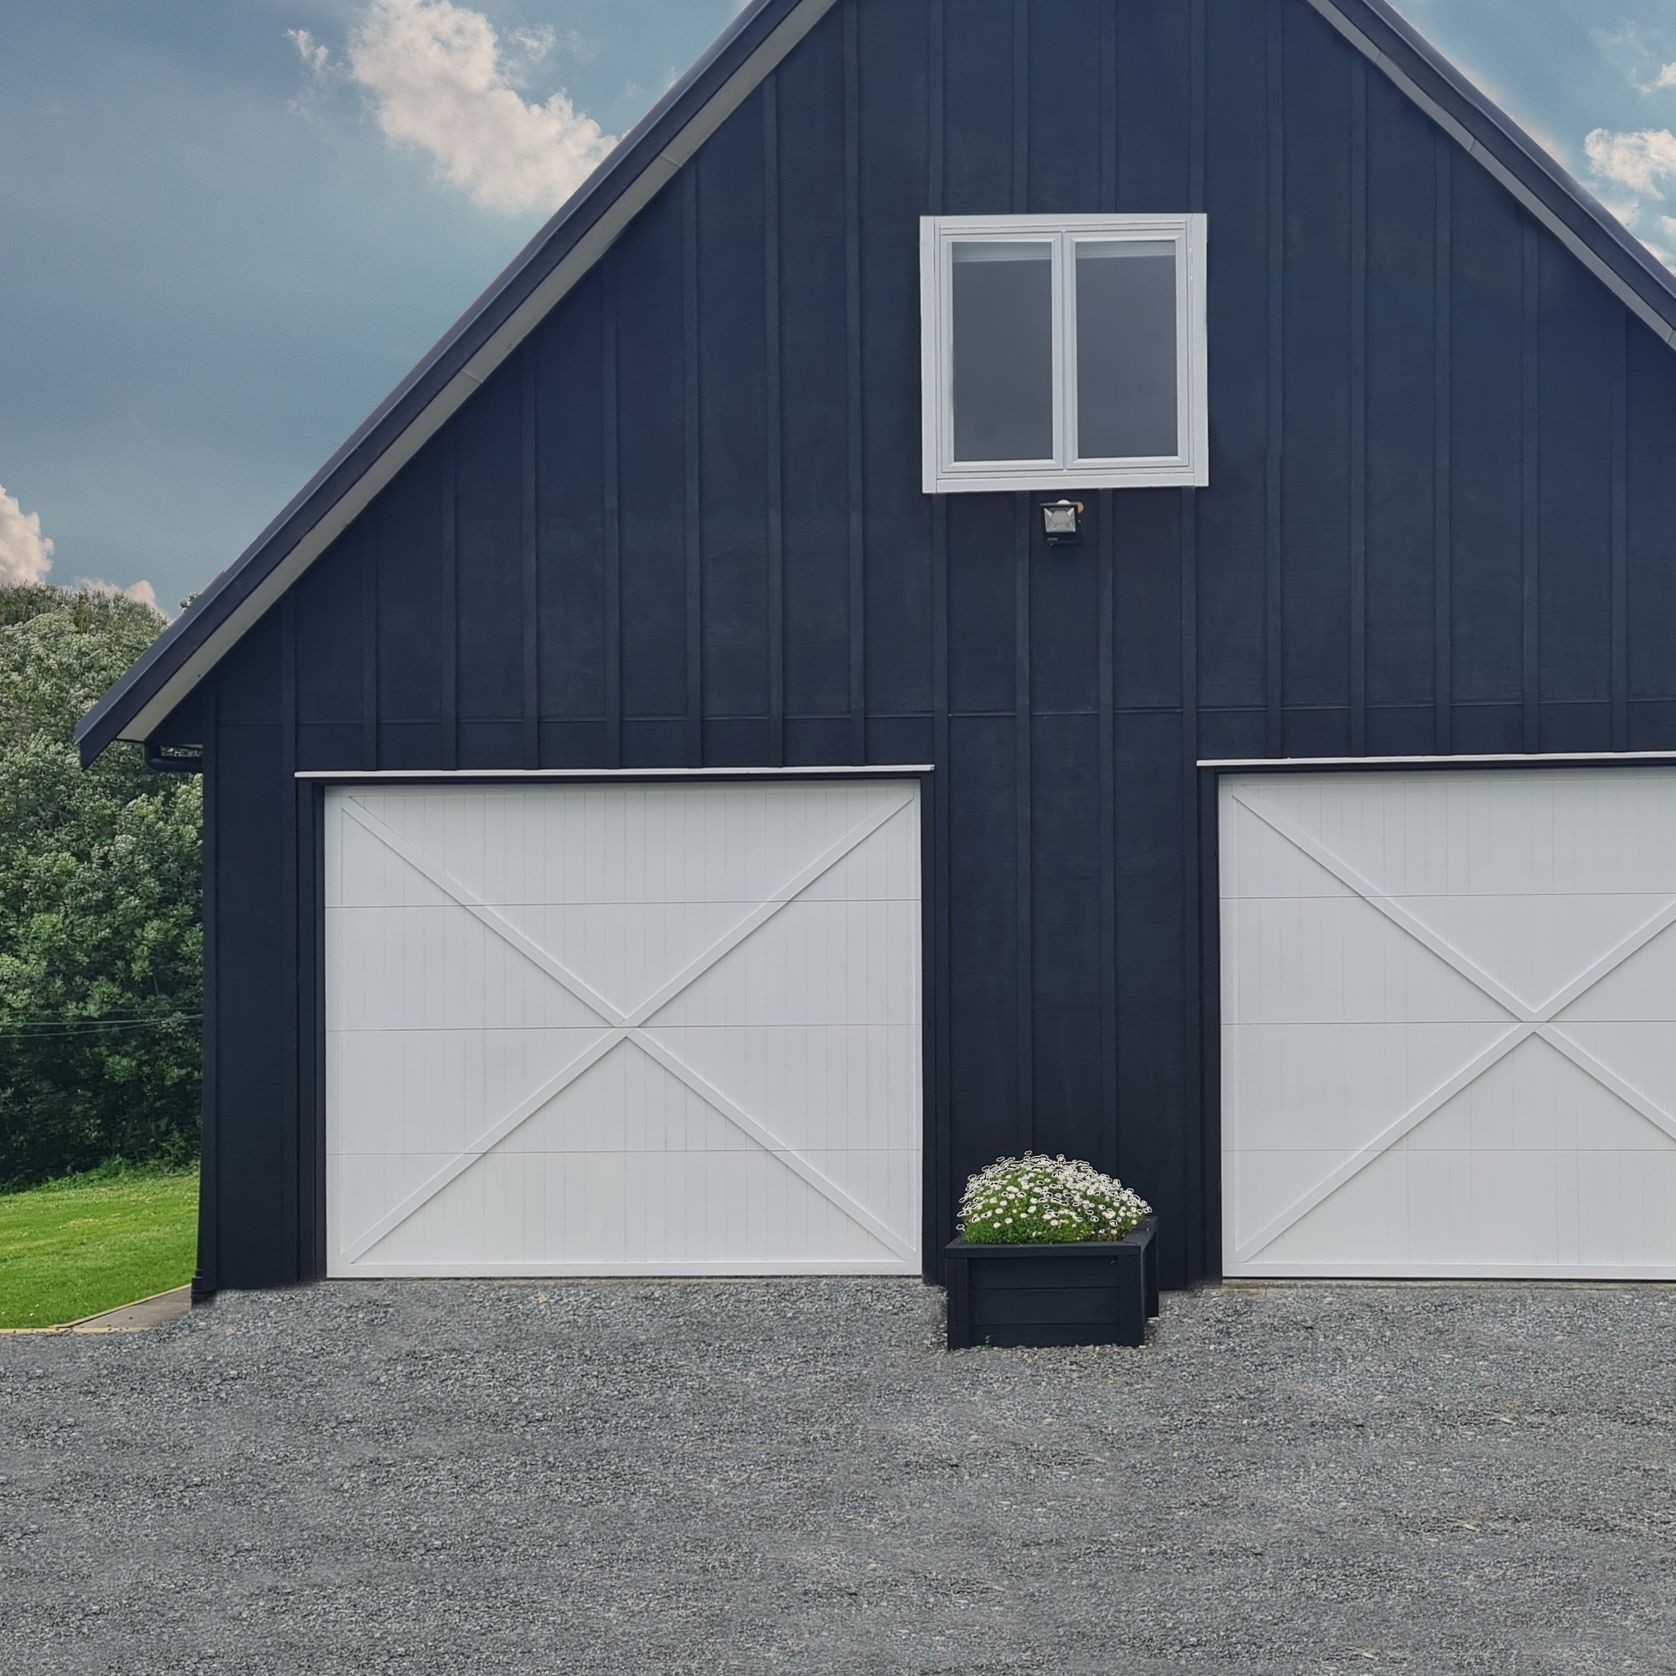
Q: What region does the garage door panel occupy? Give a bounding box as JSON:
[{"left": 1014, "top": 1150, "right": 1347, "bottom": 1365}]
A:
[
  {"left": 487, "top": 901, "right": 745, "bottom": 1017},
  {"left": 1246, "top": 1145, "right": 1428, "bottom": 1271},
  {"left": 1254, "top": 1146, "right": 1415, "bottom": 1267},
  {"left": 1227, "top": 780, "right": 1456, "bottom": 898},
  {"left": 1224, "top": 1145, "right": 1335, "bottom": 1261},
  {"left": 1542, "top": 776, "right": 1676, "bottom": 896},
  {"left": 329, "top": 1026, "right": 624, "bottom": 1158},
  {"left": 1222, "top": 768, "right": 1676, "bottom": 1279},
  {"left": 1398, "top": 1148, "right": 1481, "bottom": 1261},
  {"left": 1225, "top": 1020, "right": 1507, "bottom": 1154},
  {"left": 1577, "top": 1151, "right": 1676, "bottom": 1265},
  {"left": 1223, "top": 899, "right": 1516, "bottom": 1024},
  {"left": 1261, "top": 1145, "right": 1574, "bottom": 1270},
  {"left": 330, "top": 1150, "right": 458, "bottom": 1254},
  {"left": 1222, "top": 797, "right": 1362, "bottom": 901},
  {"left": 327, "top": 906, "right": 612, "bottom": 1032},
  {"left": 799, "top": 808, "right": 921, "bottom": 903},
  {"left": 354, "top": 781, "right": 907, "bottom": 909},
  {"left": 360, "top": 1148, "right": 912, "bottom": 1271},
  {"left": 1551, "top": 932, "right": 1676, "bottom": 1023},
  {"left": 1541, "top": 1024, "right": 1676, "bottom": 1137},
  {"left": 637, "top": 1024, "right": 922, "bottom": 1155},
  {"left": 1393, "top": 1034, "right": 1653, "bottom": 1153},
  {"left": 1376, "top": 894, "right": 1670, "bottom": 1014},
  {"left": 1232, "top": 771, "right": 1676, "bottom": 899},
  {"left": 1438, "top": 1147, "right": 1564, "bottom": 1266},
  {"left": 326, "top": 780, "right": 922, "bottom": 1277},
  {"left": 363, "top": 1150, "right": 631, "bottom": 1268},
  {"left": 795, "top": 1148, "right": 922, "bottom": 1249},
  {"left": 1339, "top": 776, "right": 1563, "bottom": 896},
  {"left": 1250, "top": 1145, "right": 1577, "bottom": 1272},
  {"left": 645, "top": 900, "right": 922, "bottom": 1029},
  {"left": 495, "top": 1042, "right": 752, "bottom": 1155},
  {"left": 1227, "top": 1031, "right": 1676, "bottom": 1270},
  {"left": 1245, "top": 1170, "right": 1676, "bottom": 1279},
  {"left": 617, "top": 1148, "right": 909, "bottom": 1267},
  {"left": 329, "top": 804, "right": 461, "bottom": 909}
]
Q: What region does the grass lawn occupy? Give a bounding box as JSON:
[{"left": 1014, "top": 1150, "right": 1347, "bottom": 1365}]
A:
[{"left": 0, "top": 1169, "right": 197, "bottom": 1329}]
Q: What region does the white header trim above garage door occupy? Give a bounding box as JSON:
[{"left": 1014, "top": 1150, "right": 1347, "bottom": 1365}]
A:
[
  {"left": 298, "top": 765, "right": 933, "bottom": 781},
  {"left": 1201, "top": 752, "right": 1676, "bottom": 769}
]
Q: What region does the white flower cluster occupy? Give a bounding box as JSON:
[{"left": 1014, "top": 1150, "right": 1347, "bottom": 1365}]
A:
[{"left": 958, "top": 1153, "right": 1152, "bottom": 1246}]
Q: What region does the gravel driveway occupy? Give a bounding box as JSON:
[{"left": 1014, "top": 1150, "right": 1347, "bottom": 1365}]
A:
[{"left": 4, "top": 1278, "right": 1675, "bottom": 1675}]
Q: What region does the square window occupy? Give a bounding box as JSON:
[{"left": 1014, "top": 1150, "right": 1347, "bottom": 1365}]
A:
[{"left": 920, "top": 214, "right": 1208, "bottom": 493}]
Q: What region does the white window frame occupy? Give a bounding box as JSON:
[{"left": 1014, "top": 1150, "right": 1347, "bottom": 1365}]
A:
[{"left": 919, "top": 213, "right": 1209, "bottom": 494}]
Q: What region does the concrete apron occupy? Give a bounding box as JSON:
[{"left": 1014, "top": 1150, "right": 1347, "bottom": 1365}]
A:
[{"left": 0, "top": 1285, "right": 191, "bottom": 1337}]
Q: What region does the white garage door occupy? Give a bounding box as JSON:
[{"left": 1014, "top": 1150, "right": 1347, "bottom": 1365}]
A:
[
  {"left": 1221, "top": 767, "right": 1676, "bottom": 1279},
  {"left": 325, "top": 778, "right": 922, "bottom": 1276}
]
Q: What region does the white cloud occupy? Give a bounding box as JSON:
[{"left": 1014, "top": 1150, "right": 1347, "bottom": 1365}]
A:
[
  {"left": 287, "top": 25, "right": 346, "bottom": 115},
  {"left": 287, "top": 26, "right": 330, "bottom": 77},
  {"left": 1595, "top": 24, "right": 1676, "bottom": 96},
  {"left": 1585, "top": 127, "right": 1676, "bottom": 269},
  {"left": 0, "top": 485, "right": 163, "bottom": 608},
  {"left": 506, "top": 23, "right": 555, "bottom": 69},
  {"left": 1586, "top": 126, "right": 1676, "bottom": 199},
  {"left": 0, "top": 483, "right": 54, "bottom": 586},
  {"left": 76, "top": 577, "right": 163, "bottom": 614},
  {"left": 558, "top": 28, "right": 597, "bottom": 68},
  {"left": 342, "top": 0, "right": 616, "bottom": 217}
]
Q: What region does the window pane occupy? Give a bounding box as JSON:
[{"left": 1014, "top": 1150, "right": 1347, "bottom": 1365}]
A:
[
  {"left": 950, "top": 240, "right": 1054, "bottom": 462},
  {"left": 1075, "top": 239, "right": 1178, "bottom": 459}
]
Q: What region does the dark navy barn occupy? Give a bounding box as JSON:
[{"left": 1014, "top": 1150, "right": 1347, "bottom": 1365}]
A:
[{"left": 82, "top": 0, "right": 1676, "bottom": 1294}]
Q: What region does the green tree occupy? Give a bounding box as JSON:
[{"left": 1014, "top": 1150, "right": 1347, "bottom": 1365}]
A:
[{"left": 0, "top": 584, "right": 202, "bottom": 1185}]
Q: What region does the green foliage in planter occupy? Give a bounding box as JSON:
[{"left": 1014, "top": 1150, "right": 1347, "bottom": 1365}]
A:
[{"left": 958, "top": 1153, "right": 1152, "bottom": 1245}]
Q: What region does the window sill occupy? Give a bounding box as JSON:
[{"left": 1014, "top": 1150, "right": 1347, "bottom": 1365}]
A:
[{"left": 925, "top": 461, "right": 1209, "bottom": 494}]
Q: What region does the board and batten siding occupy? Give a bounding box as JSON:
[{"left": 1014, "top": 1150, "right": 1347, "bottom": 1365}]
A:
[{"left": 172, "top": 0, "right": 1676, "bottom": 1293}]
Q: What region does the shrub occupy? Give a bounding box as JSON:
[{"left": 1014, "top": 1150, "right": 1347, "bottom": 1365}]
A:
[
  {"left": 0, "top": 584, "right": 201, "bottom": 1187},
  {"left": 958, "top": 1153, "right": 1152, "bottom": 1245}
]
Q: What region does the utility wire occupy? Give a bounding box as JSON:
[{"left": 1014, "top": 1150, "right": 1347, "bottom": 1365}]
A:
[
  {"left": 0, "top": 1012, "right": 203, "bottom": 1025},
  {"left": 1, "top": 1013, "right": 202, "bottom": 1029},
  {"left": 0, "top": 1015, "right": 202, "bottom": 1042}
]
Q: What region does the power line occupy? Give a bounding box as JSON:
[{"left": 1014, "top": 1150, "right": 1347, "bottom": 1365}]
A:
[
  {"left": 0, "top": 1015, "right": 202, "bottom": 1043},
  {"left": 1, "top": 1013, "right": 201, "bottom": 1029}
]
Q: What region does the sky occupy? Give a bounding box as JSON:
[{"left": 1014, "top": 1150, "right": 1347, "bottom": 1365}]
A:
[{"left": 3, "top": 0, "right": 1676, "bottom": 614}]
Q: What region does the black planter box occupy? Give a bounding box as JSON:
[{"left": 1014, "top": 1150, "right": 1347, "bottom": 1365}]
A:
[{"left": 945, "top": 1218, "right": 1159, "bottom": 1349}]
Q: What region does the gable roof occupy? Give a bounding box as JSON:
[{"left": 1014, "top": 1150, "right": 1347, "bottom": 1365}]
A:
[{"left": 77, "top": 0, "right": 1676, "bottom": 765}]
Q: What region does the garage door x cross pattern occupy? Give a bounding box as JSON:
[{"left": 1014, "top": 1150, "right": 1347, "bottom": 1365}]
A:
[
  {"left": 326, "top": 780, "right": 923, "bottom": 1276},
  {"left": 1222, "top": 768, "right": 1676, "bottom": 1279}
]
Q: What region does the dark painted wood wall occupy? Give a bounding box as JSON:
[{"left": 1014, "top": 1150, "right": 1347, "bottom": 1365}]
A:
[{"left": 180, "top": 0, "right": 1676, "bottom": 1293}]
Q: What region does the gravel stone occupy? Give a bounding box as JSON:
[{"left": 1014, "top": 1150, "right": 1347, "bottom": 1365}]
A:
[{"left": 3, "top": 1279, "right": 1675, "bottom": 1674}]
